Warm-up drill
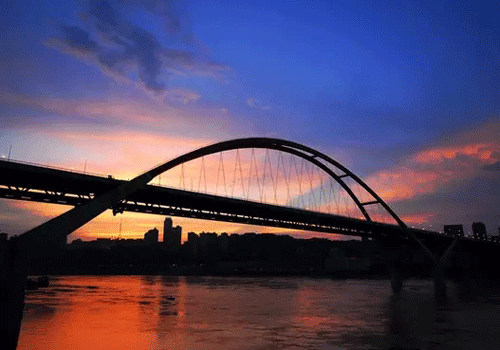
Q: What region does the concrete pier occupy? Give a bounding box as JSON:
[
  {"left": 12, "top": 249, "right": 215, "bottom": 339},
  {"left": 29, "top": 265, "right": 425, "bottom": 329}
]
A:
[
  {"left": 390, "top": 266, "right": 403, "bottom": 294},
  {"left": 0, "top": 238, "right": 27, "bottom": 350}
]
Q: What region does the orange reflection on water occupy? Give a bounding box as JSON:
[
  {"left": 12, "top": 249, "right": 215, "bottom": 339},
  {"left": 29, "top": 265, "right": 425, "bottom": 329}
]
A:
[
  {"left": 19, "top": 276, "right": 394, "bottom": 350},
  {"left": 19, "top": 276, "right": 159, "bottom": 350}
]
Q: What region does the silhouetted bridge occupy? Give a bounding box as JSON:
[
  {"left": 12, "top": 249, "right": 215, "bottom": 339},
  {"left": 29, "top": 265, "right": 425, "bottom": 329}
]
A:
[
  {"left": 0, "top": 137, "right": 481, "bottom": 248},
  {"left": 1, "top": 137, "right": 498, "bottom": 258},
  {"left": 0, "top": 158, "right": 443, "bottom": 240}
]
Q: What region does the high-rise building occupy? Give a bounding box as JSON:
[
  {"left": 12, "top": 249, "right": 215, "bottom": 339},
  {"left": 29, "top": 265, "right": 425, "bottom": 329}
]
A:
[
  {"left": 163, "top": 217, "right": 182, "bottom": 252},
  {"left": 472, "top": 222, "right": 487, "bottom": 241},
  {"left": 444, "top": 224, "right": 464, "bottom": 238},
  {"left": 144, "top": 228, "right": 159, "bottom": 244},
  {"left": 187, "top": 232, "right": 199, "bottom": 257},
  {"left": 163, "top": 217, "right": 173, "bottom": 242}
]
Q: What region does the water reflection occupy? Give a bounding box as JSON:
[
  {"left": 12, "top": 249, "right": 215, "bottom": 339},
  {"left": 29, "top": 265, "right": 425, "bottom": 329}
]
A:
[{"left": 17, "top": 277, "right": 500, "bottom": 350}]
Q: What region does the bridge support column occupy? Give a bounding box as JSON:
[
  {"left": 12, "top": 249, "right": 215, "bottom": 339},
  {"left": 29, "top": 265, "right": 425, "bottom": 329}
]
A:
[
  {"left": 0, "top": 238, "right": 27, "bottom": 350},
  {"left": 390, "top": 266, "right": 403, "bottom": 294},
  {"left": 457, "top": 269, "right": 478, "bottom": 301},
  {"left": 433, "top": 266, "right": 447, "bottom": 304},
  {"left": 432, "top": 236, "right": 461, "bottom": 304},
  {"left": 379, "top": 240, "right": 407, "bottom": 295}
]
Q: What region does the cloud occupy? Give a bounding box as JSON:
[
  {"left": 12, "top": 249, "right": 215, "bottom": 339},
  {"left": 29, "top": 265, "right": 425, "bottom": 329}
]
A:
[
  {"left": 45, "top": 0, "right": 230, "bottom": 96},
  {"left": 59, "top": 24, "right": 99, "bottom": 53},
  {"left": 412, "top": 143, "right": 498, "bottom": 166},
  {"left": 163, "top": 89, "right": 201, "bottom": 105},
  {"left": 366, "top": 128, "right": 500, "bottom": 204},
  {"left": 360, "top": 120, "right": 500, "bottom": 227},
  {"left": 400, "top": 213, "right": 436, "bottom": 225},
  {"left": 367, "top": 144, "right": 500, "bottom": 203},
  {"left": 246, "top": 98, "right": 271, "bottom": 111},
  {"left": 0, "top": 91, "right": 243, "bottom": 137}
]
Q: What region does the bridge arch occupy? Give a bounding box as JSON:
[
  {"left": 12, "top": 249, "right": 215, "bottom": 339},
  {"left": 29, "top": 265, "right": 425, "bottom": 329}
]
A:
[
  {"left": 134, "top": 137, "right": 407, "bottom": 229},
  {"left": 134, "top": 137, "right": 436, "bottom": 268},
  {"left": 22, "top": 137, "right": 419, "bottom": 248},
  {"left": 18, "top": 136, "right": 441, "bottom": 291}
]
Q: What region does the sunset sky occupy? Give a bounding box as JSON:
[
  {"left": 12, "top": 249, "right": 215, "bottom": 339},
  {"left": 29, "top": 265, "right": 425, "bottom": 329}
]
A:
[{"left": 1, "top": 0, "right": 499, "bottom": 241}]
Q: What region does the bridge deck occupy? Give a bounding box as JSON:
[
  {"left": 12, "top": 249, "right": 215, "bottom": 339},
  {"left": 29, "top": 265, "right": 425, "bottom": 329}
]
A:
[{"left": 0, "top": 159, "right": 493, "bottom": 248}]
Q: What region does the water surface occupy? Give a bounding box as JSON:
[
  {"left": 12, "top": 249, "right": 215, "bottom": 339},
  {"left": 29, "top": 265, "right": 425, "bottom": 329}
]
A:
[{"left": 18, "top": 276, "right": 500, "bottom": 349}]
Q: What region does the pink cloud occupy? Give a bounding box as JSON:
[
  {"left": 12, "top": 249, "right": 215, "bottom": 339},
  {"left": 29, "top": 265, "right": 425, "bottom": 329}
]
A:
[
  {"left": 366, "top": 121, "right": 500, "bottom": 205},
  {"left": 413, "top": 143, "right": 498, "bottom": 165}
]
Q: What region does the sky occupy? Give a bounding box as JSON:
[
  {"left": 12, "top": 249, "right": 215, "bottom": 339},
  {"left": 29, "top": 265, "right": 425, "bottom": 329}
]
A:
[{"left": 0, "top": 0, "right": 499, "bottom": 241}]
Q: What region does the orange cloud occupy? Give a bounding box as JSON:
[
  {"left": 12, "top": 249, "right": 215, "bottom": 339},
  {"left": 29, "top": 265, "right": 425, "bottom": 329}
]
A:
[
  {"left": 400, "top": 213, "right": 435, "bottom": 225},
  {"left": 413, "top": 143, "right": 498, "bottom": 165},
  {"left": 367, "top": 137, "right": 500, "bottom": 204}
]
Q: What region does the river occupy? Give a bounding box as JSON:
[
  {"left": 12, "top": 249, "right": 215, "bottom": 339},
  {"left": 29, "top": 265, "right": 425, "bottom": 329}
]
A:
[{"left": 17, "top": 276, "right": 500, "bottom": 349}]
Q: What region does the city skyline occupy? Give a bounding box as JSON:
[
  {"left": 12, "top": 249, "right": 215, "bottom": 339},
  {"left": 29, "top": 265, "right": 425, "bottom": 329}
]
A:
[{"left": 1, "top": 0, "right": 499, "bottom": 241}]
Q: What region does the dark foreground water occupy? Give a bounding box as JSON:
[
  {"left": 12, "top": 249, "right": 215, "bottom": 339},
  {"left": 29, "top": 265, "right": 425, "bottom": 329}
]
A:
[{"left": 18, "top": 276, "right": 500, "bottom": 350}]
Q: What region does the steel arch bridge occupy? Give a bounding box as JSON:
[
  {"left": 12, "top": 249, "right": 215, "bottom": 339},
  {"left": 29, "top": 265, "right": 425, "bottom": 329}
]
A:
[
  {"left": 13, "top": 137, "right": 410, "bottom": 239},
  {"left": 138, "top": 137, "right": 406, "bottom": 226},
  {"left": 10, "top": 137, "right": 443, "bottom": 265}
]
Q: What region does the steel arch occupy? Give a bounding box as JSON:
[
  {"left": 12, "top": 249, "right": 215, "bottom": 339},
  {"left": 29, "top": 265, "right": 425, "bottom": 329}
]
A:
[
  {"left": 133, "top": 137, "right": 407, "bottom": 229},
  {"left": 136, "top": 138, "right": 438, "bottom": 264},
  {"left": 19, "top": 136, "right": 438, "bottom": 267}
]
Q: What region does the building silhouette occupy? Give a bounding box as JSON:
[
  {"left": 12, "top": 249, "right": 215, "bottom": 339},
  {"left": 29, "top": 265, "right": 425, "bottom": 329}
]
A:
[
  {"left": 163, "top": 217, "right": 182, "bottom": 252},
  {"left": 444, "top": 224, "right": 464, "bottom": 238},
  {"left": 219, "top": 232, "right": 229, "bottom": 254},
  {"left": 186, "top": 232, "right": 199, "bottom": 258},
  {"left": 144, "top": 228, "right": 159, "bottom": 245},
  {"left": 472, "top": 222, "right": 487, "bottom": 241}
]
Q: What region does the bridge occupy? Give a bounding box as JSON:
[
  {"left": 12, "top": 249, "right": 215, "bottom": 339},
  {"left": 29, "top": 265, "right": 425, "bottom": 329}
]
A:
[
  {"left": 0, "top": 138, "right": 457, "bottom": 242},
  {"left": 0, "top": 155, "right": 444, "bottom": 241},
  {"left": 0, "top": 137, "right": 498, "bottom": 349}
]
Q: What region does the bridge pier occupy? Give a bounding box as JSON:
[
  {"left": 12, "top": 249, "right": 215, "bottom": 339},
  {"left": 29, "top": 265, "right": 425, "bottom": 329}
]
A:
[
  {"left": 0, "top": 238, "right": 27, "bottom": 350},
  {"left": 456, "top": 269, "right": 478, "bottom": 300},
  {"left": 380, "top": 241, "right": 407, "bottom": 295},
  {"left": 390, "top": 266, "right": 403, "bottom": 294},
  {"left": 433, "top": 266, "right": 447, "bottom": 305}
]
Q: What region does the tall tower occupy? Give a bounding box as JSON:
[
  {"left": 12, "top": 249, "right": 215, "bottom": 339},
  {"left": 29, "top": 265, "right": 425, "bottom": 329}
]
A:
[
  {"left": 163, "top": 217, "right": 181, "bottom": 252},
  {"left": 163, "top": 217, "right": 173, "bottom": 243}
]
